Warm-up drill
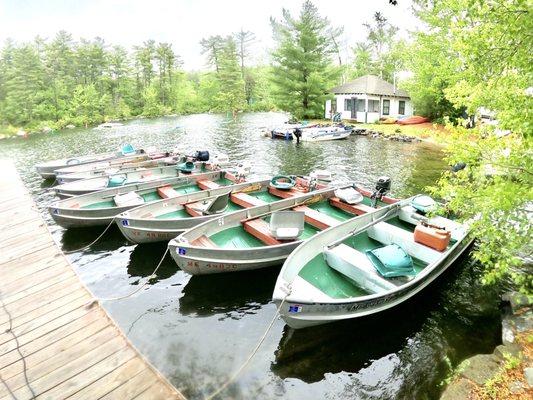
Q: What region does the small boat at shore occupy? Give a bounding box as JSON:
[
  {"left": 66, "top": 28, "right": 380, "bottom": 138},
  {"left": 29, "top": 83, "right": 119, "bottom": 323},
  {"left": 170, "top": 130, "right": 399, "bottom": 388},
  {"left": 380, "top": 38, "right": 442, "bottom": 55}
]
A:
[
  {"left": 272, "top": 195, "right": 472, "bottom": 329},
  {"left": 36, "top": 144, "right": 141, "bottom": 179},
  {"left": 168, "top": 178, "right": 398, "bottom": 275},
  {"left": 53, "top": 161, "right": 223, "bottom": 198},
  {"left": 298, "top": 126, "right": 352, "bottom": 142},
  {"left": 49, "top": 170, "right": 242, "bottom": 228}
]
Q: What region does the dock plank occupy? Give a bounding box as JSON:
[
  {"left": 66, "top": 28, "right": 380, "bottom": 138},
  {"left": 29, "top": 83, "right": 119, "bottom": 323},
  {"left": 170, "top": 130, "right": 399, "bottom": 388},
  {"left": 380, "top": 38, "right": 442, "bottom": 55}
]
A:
[{"left": 0, "top": 160, "right": 183, "bottom": 400}]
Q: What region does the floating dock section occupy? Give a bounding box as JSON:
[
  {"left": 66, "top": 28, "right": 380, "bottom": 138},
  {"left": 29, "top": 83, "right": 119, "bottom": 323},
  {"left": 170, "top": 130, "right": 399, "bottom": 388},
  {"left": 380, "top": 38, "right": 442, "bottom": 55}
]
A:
[{"left": 0, "top": 160, "right": 184, "bottom": 399}]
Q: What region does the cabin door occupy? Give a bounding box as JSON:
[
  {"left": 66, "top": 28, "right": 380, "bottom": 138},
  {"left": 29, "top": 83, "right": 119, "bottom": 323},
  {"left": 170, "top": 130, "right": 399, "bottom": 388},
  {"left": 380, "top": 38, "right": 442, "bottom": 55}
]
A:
[{"left": 350, "top": 98, "right": 357, "bottom": 119}]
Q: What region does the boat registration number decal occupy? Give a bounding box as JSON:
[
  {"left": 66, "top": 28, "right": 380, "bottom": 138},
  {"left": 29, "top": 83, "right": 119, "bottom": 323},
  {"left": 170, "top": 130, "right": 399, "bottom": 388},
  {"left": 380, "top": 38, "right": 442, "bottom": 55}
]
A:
[
  {"left": 122, "top": 219, "right": 129, "bottom": 226},
  {"left": 178, "top": 247, "right": 187, "bottom": 255},
  {"left": 217, "top": 217, "right": 224, "bottom": 226},
  {"left": 288, "top": 305, "right": 302, "bottom": 313},
  {"left": 53, "top": 209, "right": 59, "bottom": 215}
]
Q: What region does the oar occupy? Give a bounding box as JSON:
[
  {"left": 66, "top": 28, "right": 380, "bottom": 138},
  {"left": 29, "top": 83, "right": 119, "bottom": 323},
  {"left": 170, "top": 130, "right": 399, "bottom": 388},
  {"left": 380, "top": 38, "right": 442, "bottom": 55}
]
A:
[{"left": 326, "top": 202, "right": 405, "bottom": 250}]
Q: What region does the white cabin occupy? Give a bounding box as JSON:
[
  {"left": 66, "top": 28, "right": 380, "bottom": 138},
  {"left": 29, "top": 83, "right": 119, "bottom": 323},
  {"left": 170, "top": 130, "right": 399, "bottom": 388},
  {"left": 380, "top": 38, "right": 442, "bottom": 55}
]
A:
[{"left": 325, "top": 75, "right": 413, "bottom": 123}]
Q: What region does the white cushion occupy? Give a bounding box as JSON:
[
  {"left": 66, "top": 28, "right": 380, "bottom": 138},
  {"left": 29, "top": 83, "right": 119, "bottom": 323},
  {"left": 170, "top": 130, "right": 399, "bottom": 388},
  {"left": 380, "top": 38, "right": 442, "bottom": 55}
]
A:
[{"left": 273, "top": 227, "right": 300, "bottom": 239}]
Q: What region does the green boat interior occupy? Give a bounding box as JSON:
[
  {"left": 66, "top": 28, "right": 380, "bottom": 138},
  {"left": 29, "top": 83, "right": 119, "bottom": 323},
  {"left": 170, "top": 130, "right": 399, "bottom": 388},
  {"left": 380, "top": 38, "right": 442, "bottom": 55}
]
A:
[
  {"left": 296, "top": 213, "right": 454, "bottom": 299},
  {"left": 80, "top": 176, "right": 233, "bottom": 209},
  {"left": 193, "top": 191, "right": 384, "bottom": 249}
]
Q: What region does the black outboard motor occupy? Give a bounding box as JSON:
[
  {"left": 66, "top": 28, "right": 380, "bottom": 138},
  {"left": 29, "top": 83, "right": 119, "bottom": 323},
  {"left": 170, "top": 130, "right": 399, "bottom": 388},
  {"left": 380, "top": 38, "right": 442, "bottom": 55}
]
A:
[
  {"left": 370, "top": 176, "right": 391, "bottom": 207},
  {"left": 193, "top": 150, "right": 210, "bottom": 162}
]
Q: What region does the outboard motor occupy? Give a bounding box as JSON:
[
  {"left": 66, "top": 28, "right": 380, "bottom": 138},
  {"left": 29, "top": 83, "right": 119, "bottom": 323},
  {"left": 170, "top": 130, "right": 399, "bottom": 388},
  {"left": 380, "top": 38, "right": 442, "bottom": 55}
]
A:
[
  {"left": 193, "top": 150, "right": 210, "bottom": 162},
  {"left": 370, "top": 176, "right": 391, "bottom": 207}
]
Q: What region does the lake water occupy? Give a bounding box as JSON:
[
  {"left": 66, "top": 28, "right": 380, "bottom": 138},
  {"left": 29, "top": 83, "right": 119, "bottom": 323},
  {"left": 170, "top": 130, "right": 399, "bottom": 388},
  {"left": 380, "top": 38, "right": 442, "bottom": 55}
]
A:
[{"left": 0, "top": 112, "right": 503, "bottom": 399}]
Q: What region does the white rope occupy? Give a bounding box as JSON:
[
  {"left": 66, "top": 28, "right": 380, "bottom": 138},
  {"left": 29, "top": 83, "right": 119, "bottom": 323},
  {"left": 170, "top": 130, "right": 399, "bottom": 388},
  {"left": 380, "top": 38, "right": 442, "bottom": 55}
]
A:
[
  {"left": 64, "top": 219, "right": 116, "bottom": 254},
  {"left": 204, "top": 296, "right": 288, "bottom": 400},
  {"left": 98, "top": 248, "right": 169, "bottom": 302}
]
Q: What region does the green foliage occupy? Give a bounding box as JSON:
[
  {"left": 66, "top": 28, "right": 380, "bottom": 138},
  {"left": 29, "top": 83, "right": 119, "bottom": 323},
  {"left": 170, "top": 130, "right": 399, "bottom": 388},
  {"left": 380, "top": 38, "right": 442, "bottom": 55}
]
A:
[
  {"left": 215, "top": 38, "right": 246, "bottom": 114},
  {"left": 270, "top": 0, "right": 338, "bottom": 119},
  {"left": 415, "top": 0, "right": 533, "bottom": 293},
  {"left": 349, "top": 12, "right": 403, "bottom": 82}
]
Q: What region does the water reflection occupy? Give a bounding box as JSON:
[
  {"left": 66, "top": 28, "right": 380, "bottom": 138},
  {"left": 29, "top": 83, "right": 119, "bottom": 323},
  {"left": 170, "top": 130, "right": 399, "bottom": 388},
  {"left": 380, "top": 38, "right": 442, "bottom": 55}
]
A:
[
  {"left": 127, "top": 242, "right": 178, "bottom": 281},
  {"left": 180, "top": 267, "right": 279, "bottom": 319}
]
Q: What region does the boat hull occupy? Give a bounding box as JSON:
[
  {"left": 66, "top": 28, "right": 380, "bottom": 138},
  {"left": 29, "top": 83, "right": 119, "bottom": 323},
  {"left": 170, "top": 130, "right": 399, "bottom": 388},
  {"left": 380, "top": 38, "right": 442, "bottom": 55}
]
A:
[
  {"left": 169, "top": 237, "right": 302, "bottom": 274},
  {"left": 275, "top": 237, "right": 474, "bottom": 329}
]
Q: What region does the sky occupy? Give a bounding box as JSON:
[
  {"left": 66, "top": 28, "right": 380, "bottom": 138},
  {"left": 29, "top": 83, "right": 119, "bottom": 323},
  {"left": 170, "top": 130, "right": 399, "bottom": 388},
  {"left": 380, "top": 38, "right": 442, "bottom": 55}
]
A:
[{"left": 0, "top": 0, "right": 419, "bottom": 70}]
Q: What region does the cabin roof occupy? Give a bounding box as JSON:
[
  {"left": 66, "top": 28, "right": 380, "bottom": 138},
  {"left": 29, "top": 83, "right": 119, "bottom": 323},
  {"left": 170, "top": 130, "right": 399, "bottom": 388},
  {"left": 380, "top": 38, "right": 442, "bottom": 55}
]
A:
[{"left": 329, "top": 75, "right": 410, "bottom": 98}]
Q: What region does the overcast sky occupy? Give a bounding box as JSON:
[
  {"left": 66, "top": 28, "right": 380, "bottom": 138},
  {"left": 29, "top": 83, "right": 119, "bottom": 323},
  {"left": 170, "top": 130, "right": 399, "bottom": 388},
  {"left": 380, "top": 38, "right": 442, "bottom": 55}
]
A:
[{"left": 0, "top": 0, "right": 418, "bottom": 70}]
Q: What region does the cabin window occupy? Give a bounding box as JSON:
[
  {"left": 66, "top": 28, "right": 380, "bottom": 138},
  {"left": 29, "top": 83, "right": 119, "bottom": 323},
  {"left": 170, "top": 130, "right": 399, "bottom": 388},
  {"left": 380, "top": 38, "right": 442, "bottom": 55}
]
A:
[
  {"left": 344, "top": 99, "right": 352, "bottom": 111},
  {"left": 382, "top": 99, "right": 390, "bottom": 115},
  {"left": 399, "top": 100, "right": 406, "bottom": 115},
  {"left": 368, "top": 100, "right": 380, "bottom": 113},
  {"left": 356, "top": 99, "right": 365, "bottom": 112}
]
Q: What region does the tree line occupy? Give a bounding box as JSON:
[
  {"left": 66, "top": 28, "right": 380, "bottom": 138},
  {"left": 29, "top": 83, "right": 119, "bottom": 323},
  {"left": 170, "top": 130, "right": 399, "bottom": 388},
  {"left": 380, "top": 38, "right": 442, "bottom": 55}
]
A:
[{"left": 0, "top": 1, "right": 409, "bottom": 132}]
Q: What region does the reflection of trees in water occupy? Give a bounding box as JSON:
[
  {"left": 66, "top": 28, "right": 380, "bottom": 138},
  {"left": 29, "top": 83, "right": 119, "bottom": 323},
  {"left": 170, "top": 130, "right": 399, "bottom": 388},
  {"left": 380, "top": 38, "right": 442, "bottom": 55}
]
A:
[
  {"left": 273, "top": 141, "right": 324, "bottom": 176},
  {"left": 271, "top": 251, "right": 501, "bottom": 399},
  {"left": 179, "top": 267, "right": 278, "bottom": 319},
  {"left": 127, "top": 242, "right": 178, "bottom": 281},
  {"left": 400, "top": 143, "right": 447, "bottom": 198}
]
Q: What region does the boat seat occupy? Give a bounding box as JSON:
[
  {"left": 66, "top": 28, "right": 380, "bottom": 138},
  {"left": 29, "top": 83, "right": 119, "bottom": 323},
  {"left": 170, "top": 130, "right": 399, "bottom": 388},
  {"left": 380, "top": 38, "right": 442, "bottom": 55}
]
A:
[
  {"left": 324, "top": 244, "right": 397, "bottom": 293},
  {"left": 242, "top": 218, "right": 281, "bottom": 246},
  {"left": 197, "top": 180, "right": 220, "bottom": 190},
  {"left": 368, "top": 222, "right": 441, "bottom": 264},
  {"left": 292, "top": 206, "right": 340, "bottom": 230},
  {"left": 268, "top": 186, "right": 294, "bottom": 199},
  {"left": 185, "top": 192, "right": 230, "bottom": 217},
  {"left": 230, "top": 192, "right": 267, "bottom": 208},
  {"left": 329, "top": 197, "right": 374, "bottom": 215},
  {"left": 191, "top": 235, "right": 217, "bottom": 247},
  {"left": 269, "top": 211, "right": 305, "bottom": 240},
  {"left": 113, "top": 192, "right": 144, "bottom": 207},
  {"left": 157, "top": 185, "right": 180, "bottom": 199}
]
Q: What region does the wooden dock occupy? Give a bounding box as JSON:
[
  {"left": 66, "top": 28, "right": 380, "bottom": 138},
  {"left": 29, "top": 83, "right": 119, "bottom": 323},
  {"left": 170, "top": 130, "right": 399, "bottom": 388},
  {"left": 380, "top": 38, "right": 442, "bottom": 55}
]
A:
[{"left": 0, "top": 161, "right": 184, "bottom": 400}]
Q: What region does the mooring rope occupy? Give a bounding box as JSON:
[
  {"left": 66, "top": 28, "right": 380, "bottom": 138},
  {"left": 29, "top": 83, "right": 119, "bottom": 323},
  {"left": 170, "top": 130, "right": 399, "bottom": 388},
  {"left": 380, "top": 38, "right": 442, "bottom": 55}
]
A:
[
  {"left": 204, "top": 295, "right": 288, "bottom": 400},
  {"left": 63, "top": 219, "right": 116, "bottom": 254},
  {"left": 97, "top": 248, "right": 169, "bottom": 302}
]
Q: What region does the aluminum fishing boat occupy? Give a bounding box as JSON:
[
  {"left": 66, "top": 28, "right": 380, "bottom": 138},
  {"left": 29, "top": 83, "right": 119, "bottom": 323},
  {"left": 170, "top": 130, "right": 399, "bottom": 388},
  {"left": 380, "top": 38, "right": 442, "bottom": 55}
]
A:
[
  {"left": 272, "top": 196, "right": 472, "bottom": 329},
  {"left": 53, "top": 161, "right": 221, "bottom": 198},
  {"left": 117, "top": 178, "right": 280, "bottom": 243},
  {"left": 299, "top": 126, "right": 352, "bottom": 142},
  {"left": 54, "top": 152, "right": 182, "bottom": 183},
  {"left": 35, "top": 144, "right": 142, "bottom": 179},
  {"left": 169, "top": 180, "right": 398, "bottom": 275},
  {"left": 49, "top": 170, "right": 241, "bottom": 228}
]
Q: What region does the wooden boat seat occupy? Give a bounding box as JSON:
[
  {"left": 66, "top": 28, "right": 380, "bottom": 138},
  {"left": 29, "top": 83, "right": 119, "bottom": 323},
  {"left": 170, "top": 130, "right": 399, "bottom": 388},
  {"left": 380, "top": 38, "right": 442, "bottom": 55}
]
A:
[
  {"left": 184, "top": 203, "right": 202, "bottom": 217},
  {"left": 268, "top": 186, "right": 298, "bottom": 199},
  {"left": 230, "top": 192, "right": 267, "bottom": 208},
  {"left": 191, "top": 235, "right": 217, "bottom": 248},
  {"left": 242, "top": 218, "right": 282, "bottom": 246},
  {"left": 329, "top": 197, "right": 374, "bottom": 215},
  {"left": 292, "top": 206, "right": 340, "bottom": 230},
  {"left": 197, "top": 180, "right": 220, "bottom": 190},
  {"left": 157, "top": 185, "right": 180, "bottom": 199}
]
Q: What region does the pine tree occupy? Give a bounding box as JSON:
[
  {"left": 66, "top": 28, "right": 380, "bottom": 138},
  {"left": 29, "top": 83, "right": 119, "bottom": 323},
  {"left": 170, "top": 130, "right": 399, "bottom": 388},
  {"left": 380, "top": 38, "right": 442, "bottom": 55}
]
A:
[
  {"left": 216, "top": 38, "right": 246, "bottom": 116},
  {"left": 270, "top": 1, "right": 337, "bottom": 119}
]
